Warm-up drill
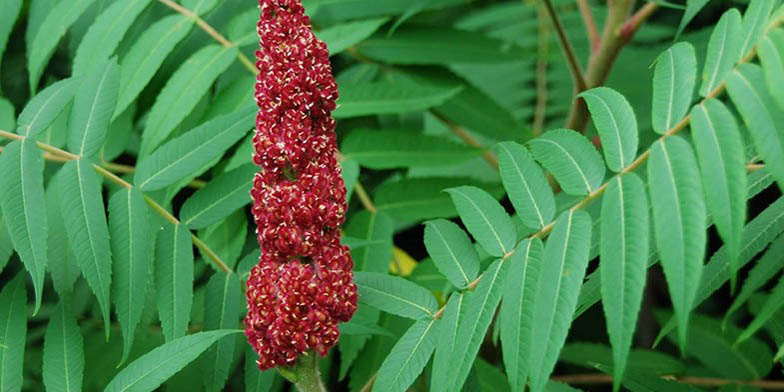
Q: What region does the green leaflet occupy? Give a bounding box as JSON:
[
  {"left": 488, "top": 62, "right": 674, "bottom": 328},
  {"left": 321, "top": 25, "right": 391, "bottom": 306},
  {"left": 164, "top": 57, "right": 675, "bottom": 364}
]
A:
[
  {"left": 700, "top": 9, "right": 742, "bottom": 97},
  {"left": 690, "top": 100, "right": 747, "bottom": 291},
  {"left": 357, "top": 27, "right": 527, "bottom": 65},
  {"left": 45, "top": 171, "right": 80, "bottom": 296},
  {"left": 155, "top": 222, "right": 194, "bottom": 342},
  {"left": 500, "top": 239, "right": 543, "bottom": 392},
  {"left": 341, "top": 159, "right": 359, "bottom": 202},
  {"left": 0, "top": 139, "right": 47, "bottom": 312},
  {"left": 737, "top": 276, "right": 784, "bottom": 345},
  {"left": 424, "top": 219, "right": 480, "bottom": 288},
  {"left": 340, "top": 320, "right": 395, "bottom": 337},
  {"left": 316, "top": 17, "right": 389, "bottom": 55},
  {"left": 105, "top": 330, "right": 242, "bottom": 392},
  {"left": 244, "top": 345, "right": 278, "bottom": 392},
  {"left": 446, "top": 186, "right": 516, "bottom": 257},
  {"left": 676, "top": 0, "right": 709, "bottom": 38},
  {"left": 725, "top": 235, "right": 784, "bottom": 323},
  {"left": 0, "top": 275, "right": 25, "bottom": 391},
  {"left": 42, "top": 300, "right": 84, "bottom": 392},
  {"left": 726, "top": 64, "right": 784, "bottom": 191},
  {"left": 355, "top": 272, "right": 439, "bottom": 319},
  {"left": 431, "top": 293, "right": 464, "bottom": 392},
  {"left": 333, "top": 81, "right": 462, "bottom": 118},
  {"left": 0, "top": 98, "right": 13, "bottom": 131},
  {"left": 647, "top": 136, "right": 706, "bottom": 351},
  {"left": 135, "top": 105, "right": 255, "bottom": 191},
  {"left": 182, "top": 0, "right": 220, "bottom": 15},
  {"left": 71, "top": 0, "right": 153, "bottom": 76},
  {"left": 496, "top": 142, "right": 555, "bottom": 230},
  {"left": 374, "top": 177, "right": 502, "bottom": 223},
  {"left": 341, "top": 129, "right": 478, "bottom": 168},
  {"left": 658, "top": 312, "right": 772, "bottom": 380},
  {"left": 0, "top": 0, "right": 21, "bottom": 78},
  {"left": 738, "top": 0, "right": 775, "bottom": 59},
  {"left": 757, "top": 28, "right": 784, "bottom": 109},
  {"left": 201, "top": 273, "right": 242, "bottom": 392},
  {"left": 140, "top": 44, "right": 238, "bottom": 156},
  {"left": 338, "top": 306, "right": 380, "bottom": 379},
  {"left": 227, "top": 8, "right": 258, "bottom": 47},
  {"left": 579, "top": 87, "right": 639, "bottom": 172},
  {"left": 108, "top": 187, "right": 152, "bottom": 365},
  {"left": 345, "top": 211, "right": 394, "bottom": 273},
  {"left": 560, "top": 343, "right": 685, "bottom": 377},
  {"left": 180, "top": 163, "right": 256, "bottom": 229},
  {"left": 450, "top": 258, "right": 510, "bottom": 391},
  {"left": 528, "top": 129, "right": 605, "bottom": 196},
  {"left": 528, "top": 210, "right": 592, "bottom": 392},
  {"left": 67, "top": 58, "right": 120, "bottom": 157},
  {"left": 0, "top": 215, "right": 12, "bottom": 274},
  {"left": 651, "top": 42, "right": 697, "bottom": 134},
  {"left": 115, "top": 15, "right": 194, "bottom": 118},
  {"left": 15, "top": 78, "right": 76, "bottom": 138},
  {"left": 372, "top": 318, "right": 438, "bottom": 392},
  {"left": 60, "top": 159, "right": 113, "bottom": 335},
  {"left": 198, "top": 211, "right": 246, "bottom": 270},
  {"left": 27, "top": 0, "right": 95, "bottom": 92},
  {"left": 599, "top": 174, "right": 649, "bottom": 392}
]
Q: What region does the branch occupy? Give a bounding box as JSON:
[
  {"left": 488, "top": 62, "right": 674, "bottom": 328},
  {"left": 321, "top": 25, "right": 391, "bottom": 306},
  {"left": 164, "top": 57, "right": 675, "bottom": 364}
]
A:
[
  {"left": 541, "top": 0, "right": 588, "bottom": 93},
  {"left": 533, "top": 4, "right": 551, "bottom": 136},
  {"left": 434, "top": 114, "right": 499, "bottom": 170},
  {"left": 0, "top": 130, "right": 232, "bottom": 273},
  {"left": 576, "top": 0, "right": 600, "bottom": 51}
]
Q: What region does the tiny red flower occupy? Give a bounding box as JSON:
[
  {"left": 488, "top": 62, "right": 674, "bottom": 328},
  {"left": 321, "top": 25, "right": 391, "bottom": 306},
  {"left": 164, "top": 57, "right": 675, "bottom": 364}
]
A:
[{"left": 245, "top": 0, "right": 357, "bottom": 370}]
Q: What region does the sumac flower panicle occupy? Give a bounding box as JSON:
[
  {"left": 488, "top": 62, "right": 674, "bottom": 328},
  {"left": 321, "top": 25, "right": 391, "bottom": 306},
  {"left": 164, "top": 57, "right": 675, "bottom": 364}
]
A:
[{"left": 244, "top": 0, "right": 358, "bottom": 370}]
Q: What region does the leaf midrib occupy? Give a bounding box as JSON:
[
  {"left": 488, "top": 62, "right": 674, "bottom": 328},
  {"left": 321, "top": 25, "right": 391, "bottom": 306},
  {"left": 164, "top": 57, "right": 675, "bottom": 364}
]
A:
[{"left": 358, "top": 283, "right": 434, "bottom": 318}]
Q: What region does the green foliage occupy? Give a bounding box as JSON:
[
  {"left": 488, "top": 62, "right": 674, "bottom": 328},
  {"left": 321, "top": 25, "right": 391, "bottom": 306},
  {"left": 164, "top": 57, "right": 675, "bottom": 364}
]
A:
[{"left": 3, "top": 0, "right": 784, "bottom": 390}]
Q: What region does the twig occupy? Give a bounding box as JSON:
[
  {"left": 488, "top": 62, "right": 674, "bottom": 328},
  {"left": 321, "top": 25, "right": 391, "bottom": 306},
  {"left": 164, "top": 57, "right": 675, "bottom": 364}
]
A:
[
  {"left": 620, "top": 2, "right": 659, "bottom": 38},
  {"left": 430, "top": 112, "right": 499, "bottom": 169},
  {"left": 533, "top": 4, "right": 551, "bottom": 136},
  {"left": 353, "top": 182, "right": 377, "bottom": 213},
  {"left": 576, "top": 0, "right": 600, "bottom": 51},
  {"left": 552, "top": 373, "right": 784, "bottom": 389},
  {"left": 541, "top": 0, "right": 588, "bottom": 93},
  {"left": 0, "top": 130, "right": 232, "bottom": 273}
]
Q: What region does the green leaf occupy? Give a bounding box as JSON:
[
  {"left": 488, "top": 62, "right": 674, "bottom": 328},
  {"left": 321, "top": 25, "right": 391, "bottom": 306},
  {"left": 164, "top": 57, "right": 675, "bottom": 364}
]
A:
[
  {"left": 67, "top": 58, "right": 120, "bottom": 157},
  {"left": 334, "top": 81, "right": 462, "bottom": 118},
  {"left": 197, "top": 211, "right": 246, "bottom": 269},
  {"left": 700, "top": 9, "right": 742, "bottom": 97},
  {"left": 316, "top": 17, "right": 388, "bottom": 55},
  {"left": 374, "top": 177, "right": 502, "bottom": 222},
  {"left": 244, "top": 345, "right": 278, "bottom": 392},
  {"left": 446, "top": 186, "right": 516, "bottom": 257},
  {"left": 658, "top": 312, "right": 773, "bottom": 379},
  {"left": 104, "top": 330, "right": 242, "bottom": 392},
  {"left": 345, "top": 211, "right": 394, "bottom": 273},
  {"left": 500, "top": 239, "right": 543, "bottom": 392},
  {"left": 0, "top": 0, "right": 21, "bottom": 78},
  {"left": 496, "top": 142, "right": 555, "bottom": 230},
  {"left": 737, "top": 276, "right": 784, "bottom": 344},
  {"left": 43, "top": 300, "right": 84, "bottom": 392},
  {"left": 450, "top": 258, "right": 510, "bottom": 391},
  {"left": 355, "top": 272, "right": 438, "bottom": 319},
  {"left": 757, "top": 28, "right": 784, "bottom": 109},
  {"left": 424, "top": 219, "right": 480, "bottom": 288},
  {"left": 726, "top": 64, "right": 784, "bottom": 191},
  {"left": 340, "top": 320, "right": 395, "bottom": 337},
  {"left": 109, "top": 187, "right": 152, "bottom": 365},
  {"left": 579, "top": 87, "right": 638, "bottom": 172},
  {"left": 372, "top": 318, "right": 438, "bottom": 392},
  {"left": 140, "top": 44, "right": 238, "bottom": 155},
  {"left": 182, "top": 0, "right": 220, "bottom": 15},
  {"left": 156, "top": 222, "right": 194, "bottom": 341},
  {"left": 116, "top": 15, "right": 194, "bottom": 117},
  {"left": 431, "top": 293, "right": 464, "bottom": 392},
  {"left": 341, "top": 159, "right": 359, "bottom": 202},
  {"left": 528, "top": 129, "right": 605, "bottom": 196},
  {"left": 135, "top": 105, "right": 254, "bottom": 191},
  {"left": 528, "top": 210, "right": 592, "bottom": 392},
  {"left": 72, "top": 0, "right": 152, "bottom": 76},
  {"left": 15, "top": 78, "right": 76, "bottom": 137},
  {"left": 357, "top": 27, "right": 527, "bottom": 65},
  {"left": 738, "top": 0, "right": 775, "bottom": 58},
  {"left": 647, "top": 136, "right": 706, "bottom": 351},
  {"left": 0, "top": 139, "right": 47, "bottom": 312},
  {"left": 0, "top": 215, "right": 12, "bottom": 274},
  {"left": 180, "top": 163, "right": 256, "bottom": 229},
  {"left": 676, "top": 0, "right": 709, "bottom": 38},
  {"left": 652, "top": 42, "right": 697, "bottom": 134},
  {"left": 0, "top": 275, "right": 26, "bottom": 392},
  {"left": 599, "top": 174, "right": 649, "bottom": 392},
  {"left": 341, "top": 129, "right": 477, "bottom": 168},
  {"left": 27, "top": 0, "right": 95, "bottom": 92},
  {"left": 560, "top": 342, "right": 684, "bottom": 377},
  {"left": 202, "top": 273, "right": 242, "bottom": 392},
  {"left": 690, "top": 100, "right": 747, "bottom": 291},
  {"left": 725, "top": 235, "right": 784, "bottom": 323},
  {"left": 46, "top": 172, "right": 80, "bottom": 296}
]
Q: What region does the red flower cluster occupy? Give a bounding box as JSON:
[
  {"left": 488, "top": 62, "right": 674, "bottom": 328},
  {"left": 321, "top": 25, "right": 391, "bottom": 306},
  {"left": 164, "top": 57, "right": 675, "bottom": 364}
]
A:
[{"left": 245, "top": 0, "right": 358, "bottom": 370}]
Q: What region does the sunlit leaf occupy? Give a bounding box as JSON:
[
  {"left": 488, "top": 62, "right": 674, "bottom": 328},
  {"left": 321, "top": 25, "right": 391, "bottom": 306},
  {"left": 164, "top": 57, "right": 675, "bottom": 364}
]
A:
[
  {"left": 529, "top": 129, "right": 605, "bottom": 195},
  {"left": 446, "top": 186, "right": 516, "bottom": 257},
  {"left": 355, "top": 272, "right": 438, "bottom": 319},
  {"left": 652, "top": 42, "right": 696, "bottom": 134},
  {"left": 496, "top": 142, "right": 555, "bottom": 229},
  {"left": 42, "top": 300, "right": 84, "bottom": 392},
  {"left": 155, "top": 222, "right": 194, "bottom": 342},
  {"left": 424, "top": 219, "right": 480, "bottom": 288}
]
